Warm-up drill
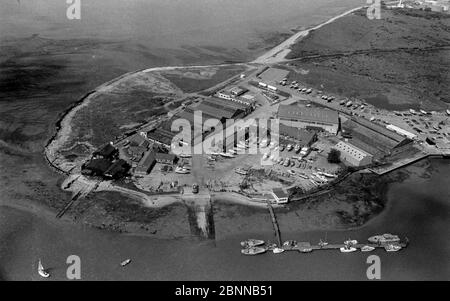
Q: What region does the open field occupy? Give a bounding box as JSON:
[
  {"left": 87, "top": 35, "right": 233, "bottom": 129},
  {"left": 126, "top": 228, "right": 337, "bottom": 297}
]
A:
[
  {"left": 158, "top": 65, "right": 249, "bottom": 93},
  {"left": 284, "top": 8, "right": 450, "bottom": 110}
]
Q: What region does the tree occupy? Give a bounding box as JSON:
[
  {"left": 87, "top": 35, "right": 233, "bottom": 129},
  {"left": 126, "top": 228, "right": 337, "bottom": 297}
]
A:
[{"left": 327, "top": 148, "right": 341, "bottom": 164}]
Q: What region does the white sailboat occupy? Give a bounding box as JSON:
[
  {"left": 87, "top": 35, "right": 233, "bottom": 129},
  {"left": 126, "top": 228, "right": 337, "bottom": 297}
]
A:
[{"left": 38, "top": 259, "right": 50, "bottom": 278}]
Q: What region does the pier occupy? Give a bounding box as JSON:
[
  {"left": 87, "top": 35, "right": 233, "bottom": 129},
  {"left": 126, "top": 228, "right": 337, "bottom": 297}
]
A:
[
  {"left": 267, "top": 202, "right": 282, "bottom": 247},
  {"left": 368, "top": 150, "right": 450, "bottom": 176}
]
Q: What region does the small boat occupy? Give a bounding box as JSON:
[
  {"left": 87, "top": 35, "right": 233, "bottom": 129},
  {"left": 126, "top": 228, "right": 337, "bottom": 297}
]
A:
[
  {"left": 384, "top": 244, "right": 402, "bottom": 252},
  {"left": 318, "top": 239, "right": 329, "bottom": 247},
  {"left": 446, "top": 109, "right": 450, "bottom": 116},
  {"left": 175, "top": 167, "right": 190, "bottom": 174},
  {"left": 241, "top": 247, "right": 266, "bottom": 256},
  {"left": 340, "top": 246, "right": 357, "bottom": 253},
  {"left": 179, "top": 153, "right": 192, "bottom": 158},
  {"left": 38, "top": 259, "right": 50, "bottom": 278},
  {"left": 220, "top": 152, "right": 235, "bottom": 158},
  {"left": 240, "top": 239, "right": 265, "bottom": 248},
  {"left": 368, "top": 233, "right": 400, "bottom": 244},
  {"left": 282, "top": 240, "right": 297, "bottom": 248},
  {"left": 272, "top": 247, "right": 285, "bottom": 254},
  {"left": 361, "top": 245, "right": 375, "bottom": 252},
  {"left": 319, "top": 172, "right": 338, "bottom": 178},
  {"left": 235, "top": 168, "right": 248, "bottom": 175},
  {"left": 344, "top": 239, "right": 358, "bottom": 246},
  {"left": 120, "top": 259, "right": 131, "bottom": 267}
]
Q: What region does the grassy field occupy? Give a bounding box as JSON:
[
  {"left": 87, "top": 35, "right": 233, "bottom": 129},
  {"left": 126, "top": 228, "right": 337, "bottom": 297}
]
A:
[
  {"left": 283, "top": 8, "right": 450, "bottom": 110},
  {"left": 158, "top": 65, "right": 248, "bottom": 93}
]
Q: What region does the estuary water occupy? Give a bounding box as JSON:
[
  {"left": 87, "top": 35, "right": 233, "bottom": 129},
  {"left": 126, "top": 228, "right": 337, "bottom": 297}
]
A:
[{"left": 0, "top": 159, "right": 448, "bottom": 280}]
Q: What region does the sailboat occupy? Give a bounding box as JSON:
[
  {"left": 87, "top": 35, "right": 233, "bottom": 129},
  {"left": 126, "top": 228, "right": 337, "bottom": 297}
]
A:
[{"left": 38, "top": 259, "right": 50, "bottom": 278}]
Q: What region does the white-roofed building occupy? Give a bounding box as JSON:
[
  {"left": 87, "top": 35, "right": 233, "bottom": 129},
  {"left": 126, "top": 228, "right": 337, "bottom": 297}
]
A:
[
  {"left": 334, "top": 140, "right": 373, "bottom": 166},
  {"left": 386, "top": 124, "right": 417, "bottom": 140},
  {"left": 277, "top": 105, "right": 340, "bottom": 134}
]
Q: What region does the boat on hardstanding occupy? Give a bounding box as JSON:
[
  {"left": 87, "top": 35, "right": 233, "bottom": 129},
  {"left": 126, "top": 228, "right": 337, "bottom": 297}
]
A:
[
  {"left": 368, "top": 233, "right": 400, "bottom": 244},
  {"left": 179, "top": 153, "right": 192, "bottom": 158},
  {"left": 241, "top": 246, "right": 266, "bottom": 256},
  {"left": 235, "top": 168, "right": 248, "bottom": 176},
  {"left": 38, "top": 259, "right": 50, "bottom": 278},
  {"left": 220, "top": 152, "right": 235, "bottom": 158},
  {"left": 175, "top": 166, "right": 190, "bottom": 174},
  {"left": 361, "top": 245, "right": 375, "bottom": 252},
  {"left": 446, "top": 109, "right": 450, "bottom": 116},
  {"left": 240, "top": 239, "right": 265, "bottom": 248}
]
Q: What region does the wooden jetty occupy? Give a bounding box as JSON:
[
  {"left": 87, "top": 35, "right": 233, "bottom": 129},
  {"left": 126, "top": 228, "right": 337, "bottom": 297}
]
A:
[
  {"left": 267, "top": 202, "right": 282, "bottom": 247},
  {"left": 266, "top": 239, "right": 408, "bottom": 254}
]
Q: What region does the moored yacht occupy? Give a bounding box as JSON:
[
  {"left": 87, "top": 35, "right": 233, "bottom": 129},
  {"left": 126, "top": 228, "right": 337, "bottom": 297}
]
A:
[{"left": 368, "top": 233, "right": 400, "bottom": 244}]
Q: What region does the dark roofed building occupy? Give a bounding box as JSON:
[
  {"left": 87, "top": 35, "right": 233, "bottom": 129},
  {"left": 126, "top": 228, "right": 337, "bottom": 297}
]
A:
[
  {"left": 342, "top": 117, "right": 413, "bottom": 158},
  {"left": 104, "top": 159, "right": 130, "bottom": 179},
  {"left": 193, "top": 98, "right": 245, "bottom": 120},
  {"left": 278, "top": 124, "right": 318, "bottom": 147},
  {"left": 277, "top": 105, "right": 339, "bottom": 134},
  {"left": 135, "top": 150, "right": 156, "bottom": 175},
  {"left": 93, "top": 143, "right": 118, "bottom": 159},
  {"left": 82, "top": 158, "right": 112, "bottom": 177},
  {"left": 147, "top": 128, "right": 176, "bottom": 148}
]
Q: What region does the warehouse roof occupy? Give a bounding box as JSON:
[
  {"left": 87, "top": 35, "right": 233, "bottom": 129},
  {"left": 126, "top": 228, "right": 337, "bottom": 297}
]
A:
[
  {"left": 351, "top": 117, "right": 406, "bottom": 142},
  {"left": 193, "top": 99, "right": 243, "bottom": 120},
  {"left": 279, "top": 124, "right": 317, "bottom": 144},
  {"left": 136, "top": 150, "right": 156, "bottom": 174},
  {"left": 277, "top": 105, "right": 339, "bottom": 125}
]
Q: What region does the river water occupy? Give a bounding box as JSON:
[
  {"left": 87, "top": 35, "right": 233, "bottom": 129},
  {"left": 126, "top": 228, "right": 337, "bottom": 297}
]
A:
[
  {"left": 1, "top": 159, "right": 448, "bottom": 280},
  {"left": 0, "top": 0, "right": 449, "bottom": 281}
]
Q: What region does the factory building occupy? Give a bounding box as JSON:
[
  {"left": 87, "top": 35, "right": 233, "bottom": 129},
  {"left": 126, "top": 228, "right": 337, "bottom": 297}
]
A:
[
  {"left": 135, "top": 150, "right": 156, "bottom": 176},
  {"left": 334, "top": 141, "right": 373, "bottom": 167},
  {"left": 278, "top": 124, "right": 318, "bottom": 147},
  {"left": 277, "top": 105, "right": 340, "bottom": 134},
  {"left": 342, "top": 117, "right": 413, "bottom": 159}
]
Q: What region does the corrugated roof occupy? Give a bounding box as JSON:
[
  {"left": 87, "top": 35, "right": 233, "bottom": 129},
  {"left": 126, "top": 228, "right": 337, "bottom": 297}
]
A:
[
  {"left": 351, "top": 117, "right": 406, "bottom": 142},
  {"left": 136, "top": 150, "right": 156, "bottom": 173},
  {"left": 277, "top": 105, "right": 339, "bottom": 125},
  {"left": 194, "top": 101, "right": 242, "bottom": 119},
  {"left": 279, "top": 124, "right": 316, "bottom": 144}
]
